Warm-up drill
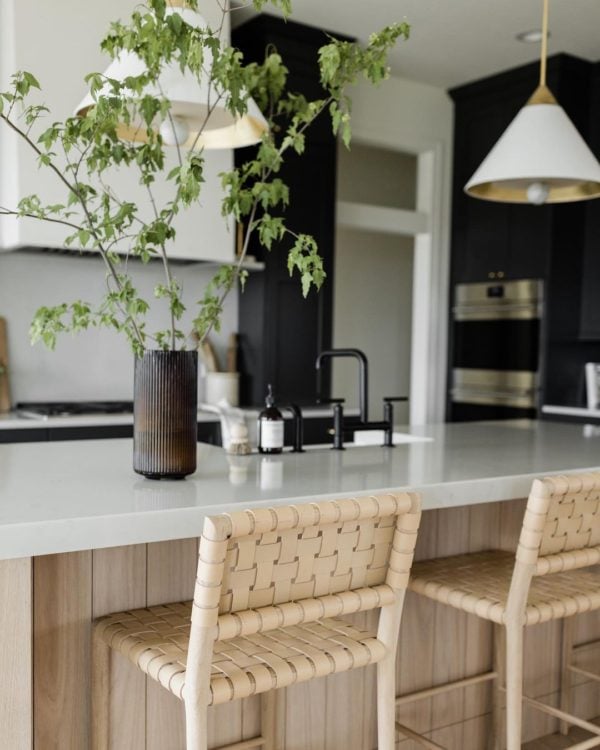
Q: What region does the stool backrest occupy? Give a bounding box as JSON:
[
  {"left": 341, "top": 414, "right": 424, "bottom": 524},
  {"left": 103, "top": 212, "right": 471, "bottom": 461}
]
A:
[
  {"left": 192, "top": 493, "right": 421, "bottom": 640},
  {"left": 516, "top": 473, "right": 600, "bottom": 576}
]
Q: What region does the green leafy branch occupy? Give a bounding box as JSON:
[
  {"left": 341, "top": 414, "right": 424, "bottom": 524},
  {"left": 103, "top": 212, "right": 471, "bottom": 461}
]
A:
[{"left": 0, "top": 1, "right": 409, "bottom": 354}]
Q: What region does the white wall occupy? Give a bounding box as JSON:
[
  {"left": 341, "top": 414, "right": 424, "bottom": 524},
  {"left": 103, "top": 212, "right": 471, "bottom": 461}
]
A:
[
  {"left": 0, "top": 252, "right": 237, "bottom": 402},
  {"left": 342, "top": 74, "right": 454, "bottom": 424}
]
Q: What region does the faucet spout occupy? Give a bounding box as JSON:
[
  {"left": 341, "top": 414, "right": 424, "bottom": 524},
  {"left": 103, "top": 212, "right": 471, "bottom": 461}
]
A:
[{"left": 315, "top": 348, "right": 369, "bottom": 423}]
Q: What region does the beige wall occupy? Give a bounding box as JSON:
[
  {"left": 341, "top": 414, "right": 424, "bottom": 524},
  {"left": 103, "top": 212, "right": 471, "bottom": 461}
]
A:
[
  {"left": 332, "top": 227, "right": 413, "bottom": 423},
  {"left": 336, "top": 142, "right": 417, "bottom": 210},
  {"left": 342, "top": 74, "right": 454, "bottom": 424},
  {"left": 332, "top": 142, "right": 416, "bottom": 423}
]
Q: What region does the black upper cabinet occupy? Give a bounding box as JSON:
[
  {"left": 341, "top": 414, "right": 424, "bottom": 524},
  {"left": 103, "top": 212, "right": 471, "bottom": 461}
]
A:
[
  {"left": 449, "top": 55, "right": 592, "bottom": 287},
  {"left": 448, "top": 54, "right": 600, "bottom": 409},
  {"left": 579, "top": 62, "right": 600, "bottom": 341},
  {"left": 233, "top": 15, "right": 343, "bottom": 406}
]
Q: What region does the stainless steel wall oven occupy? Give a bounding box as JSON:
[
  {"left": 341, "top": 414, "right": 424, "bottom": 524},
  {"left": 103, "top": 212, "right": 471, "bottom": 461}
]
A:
[{"left": 449, "top": 279, "right": 543, "bottom": 421}]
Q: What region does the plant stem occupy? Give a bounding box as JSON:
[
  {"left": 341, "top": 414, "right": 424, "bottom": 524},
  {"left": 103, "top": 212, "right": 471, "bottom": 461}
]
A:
[
  {"left": 144, "top": 179, "right": 176, "bottom": 349},
  {"left": 0, "top": 208, "right": 85, "bottom": 232},
  {"left": 199, "top": 199, "right": 257, "bottom": 345}
]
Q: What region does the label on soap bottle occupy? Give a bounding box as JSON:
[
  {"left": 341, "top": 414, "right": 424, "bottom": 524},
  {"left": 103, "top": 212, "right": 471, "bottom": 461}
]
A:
[{"left": 259, "top": 418, "right": 284, "bottom": 450}]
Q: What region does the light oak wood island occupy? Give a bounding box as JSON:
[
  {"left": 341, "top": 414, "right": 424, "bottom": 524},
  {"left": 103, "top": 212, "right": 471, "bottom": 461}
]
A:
[{"left": 2, "top": 420, "right": 600, "bottom": 749}]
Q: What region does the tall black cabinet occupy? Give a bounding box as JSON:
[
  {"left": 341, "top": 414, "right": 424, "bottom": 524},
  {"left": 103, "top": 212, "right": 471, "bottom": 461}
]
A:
[
  {"left": 233, "top": 16, "right": 342, "bottom": 406},
  {"left": 448, "top": 54, "right": 600, "bottom": 415}
]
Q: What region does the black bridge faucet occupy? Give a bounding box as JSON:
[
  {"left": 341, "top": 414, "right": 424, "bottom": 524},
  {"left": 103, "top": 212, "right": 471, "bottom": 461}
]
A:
[{"left": 315, "top": 348, "right": 408, "bottom": 450}]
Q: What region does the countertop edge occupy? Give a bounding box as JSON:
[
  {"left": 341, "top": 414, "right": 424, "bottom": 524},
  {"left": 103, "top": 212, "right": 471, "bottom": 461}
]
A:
[{"left": 2, "top": 468, "right": 595, "bottom": 561}]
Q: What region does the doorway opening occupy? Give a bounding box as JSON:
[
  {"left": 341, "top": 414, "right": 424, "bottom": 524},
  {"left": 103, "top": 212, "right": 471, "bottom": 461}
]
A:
[{"left": 332, "top": 142, "right": 418, "bottom": 425}]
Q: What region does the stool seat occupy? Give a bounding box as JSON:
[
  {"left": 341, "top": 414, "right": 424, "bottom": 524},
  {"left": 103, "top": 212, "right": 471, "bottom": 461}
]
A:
[
  {"left": 95, "top": 601, "right": 387, "bottom": 706},
  {"left": 409, "top": 549, "right": 600, "bottom": 626}
]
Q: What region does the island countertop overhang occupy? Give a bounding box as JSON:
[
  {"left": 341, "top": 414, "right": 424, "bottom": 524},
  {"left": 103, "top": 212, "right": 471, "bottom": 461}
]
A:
[{"left": 1, "top": 419, "right": 599, "bottom": 560}]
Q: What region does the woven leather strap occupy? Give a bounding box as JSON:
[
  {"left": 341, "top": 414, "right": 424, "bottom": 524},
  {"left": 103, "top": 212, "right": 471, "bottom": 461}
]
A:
[{"left": 192, "top": 492, "right": 421, "bottom": 637}]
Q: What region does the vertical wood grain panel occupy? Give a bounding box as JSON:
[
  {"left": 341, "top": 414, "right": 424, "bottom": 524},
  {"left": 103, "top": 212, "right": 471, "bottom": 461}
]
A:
[
  {"left": 397, "top": 508, "right": 439, "bottom": 737},
  {"left": 325, "top": 667, "right": 365, "bottom": 750},
  {"left": 463, "top": 502, "right": 499, "bottom": 720},
  {"left": 146, "top": 538, "right": 245, "bottom": 749},
  {"left": 242, "top": 695, "right": 263, "bottom": 744},
  {"left": 0, "top": 558, "right": 32, "bottom": 750},
  {"left": 92, "top": 545, "right": 147, "bottom": 750},
  {"left": 285, "top": 679, "right": 325, "bottom": 750},
  {"left": 430, "top": 506, "right": 470, "bottom": 737},
  {"left": 33, "top": 551, "right": 92, "bottom": 750},
  {"left": 146, "top": 539, "right": 198, "bottom": 749}
]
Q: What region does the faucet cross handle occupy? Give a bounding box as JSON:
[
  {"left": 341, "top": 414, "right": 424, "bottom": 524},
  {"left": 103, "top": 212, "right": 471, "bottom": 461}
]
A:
[{"left": 382, "top": 396, "right": 409, "bottom": 448}]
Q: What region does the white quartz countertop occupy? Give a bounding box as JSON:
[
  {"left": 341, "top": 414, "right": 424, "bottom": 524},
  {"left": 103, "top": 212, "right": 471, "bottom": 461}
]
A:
[{"left": 2, "top": 419, "right": 600, "bottom": 560}]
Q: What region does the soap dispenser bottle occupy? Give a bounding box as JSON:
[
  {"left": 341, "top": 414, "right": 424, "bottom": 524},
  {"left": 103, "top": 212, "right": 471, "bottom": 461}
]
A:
[{"left": 258, "top": 384, "right": 284, "bottom": 454}]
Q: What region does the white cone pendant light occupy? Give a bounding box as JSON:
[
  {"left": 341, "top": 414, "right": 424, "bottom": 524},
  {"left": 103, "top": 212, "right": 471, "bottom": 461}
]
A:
[
  {"left": 465, "top": 0, "right": 600, "bottom": 204},
  {"left": 75, "top": 1, "right": 268, "bottom": 150}
]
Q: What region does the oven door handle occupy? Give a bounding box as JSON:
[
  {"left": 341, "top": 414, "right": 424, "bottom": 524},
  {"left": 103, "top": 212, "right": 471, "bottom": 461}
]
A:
[
  {"left": 451, "top": 388, "right": 537, "bottom": 400},
  {"left": 453, "top": 302, "right": 540, "bottom": 315}
]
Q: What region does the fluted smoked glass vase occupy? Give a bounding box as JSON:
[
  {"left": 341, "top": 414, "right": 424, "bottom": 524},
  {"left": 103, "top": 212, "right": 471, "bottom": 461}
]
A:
[{"left": 133, "top": 350, "right": 198, "bottom": 480}]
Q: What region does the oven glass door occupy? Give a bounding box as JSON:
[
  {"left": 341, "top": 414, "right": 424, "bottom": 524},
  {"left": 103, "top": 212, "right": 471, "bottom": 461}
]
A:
[{"left": 452, "top": 319, "right": 540, "bottom": 372}]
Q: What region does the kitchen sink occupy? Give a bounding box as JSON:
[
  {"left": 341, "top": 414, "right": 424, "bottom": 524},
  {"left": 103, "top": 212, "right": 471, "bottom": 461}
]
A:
[{"left": 302, "top": 431, "right": 433, "bottom": 450}]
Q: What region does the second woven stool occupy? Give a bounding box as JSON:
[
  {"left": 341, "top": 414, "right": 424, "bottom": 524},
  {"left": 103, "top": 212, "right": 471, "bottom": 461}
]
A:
[{"left": 399, "top": 473, "right": 600, "bottom": 750}]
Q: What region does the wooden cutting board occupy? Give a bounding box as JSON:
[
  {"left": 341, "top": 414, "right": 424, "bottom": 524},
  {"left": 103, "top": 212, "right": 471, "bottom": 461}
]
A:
[{"left": 0, "top": 317, "right": 11, "bottom": 412}]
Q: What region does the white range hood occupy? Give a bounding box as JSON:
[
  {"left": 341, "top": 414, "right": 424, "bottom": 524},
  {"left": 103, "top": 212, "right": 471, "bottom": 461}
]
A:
[{"left": 0, "top": 0, "right": 234, "bottom": 263}]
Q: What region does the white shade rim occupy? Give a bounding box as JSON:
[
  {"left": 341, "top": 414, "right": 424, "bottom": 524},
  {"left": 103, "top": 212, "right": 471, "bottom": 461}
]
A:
[{"left": 465, "top": 101, "right": 600, "bottom": 203}]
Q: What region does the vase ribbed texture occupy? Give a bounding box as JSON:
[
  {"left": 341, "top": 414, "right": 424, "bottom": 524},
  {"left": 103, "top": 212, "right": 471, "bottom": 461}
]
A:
[{"left": 133, "top": 350, "right": 198, "bottom": 479}]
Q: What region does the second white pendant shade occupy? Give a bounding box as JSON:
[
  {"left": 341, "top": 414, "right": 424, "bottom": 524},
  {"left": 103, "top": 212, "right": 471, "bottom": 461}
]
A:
[{"left": 465, "top": 94, "right": 600, "bottom": 203}]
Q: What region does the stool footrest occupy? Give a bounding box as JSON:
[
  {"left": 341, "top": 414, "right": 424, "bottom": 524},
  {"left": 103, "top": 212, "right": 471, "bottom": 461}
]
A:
[
  {"left": 568, "top": 665, "right": 600, "bottom": 683},
  {"left": 395, "top": 721, "right": 445, "bottom": 749},
  {"left": 517, "top": 693, "right": 600, "bottom": 738},
  {"left": 213, "top": 737, "right": 266, "bottom": 750},
  {"left": 566, "top": 738, "right": 600, "bottom": 750},
  {"left": 396, "top": 670, "right": 497, "bottom": 706}
]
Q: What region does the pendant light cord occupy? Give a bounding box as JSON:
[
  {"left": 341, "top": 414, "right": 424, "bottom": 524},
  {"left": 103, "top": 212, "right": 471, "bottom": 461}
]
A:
[{"left": 540, "top": 0, "right": 549, "bottom": 86}]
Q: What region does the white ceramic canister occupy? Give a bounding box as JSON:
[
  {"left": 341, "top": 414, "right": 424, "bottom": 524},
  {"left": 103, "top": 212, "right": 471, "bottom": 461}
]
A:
[{"left": 204, "top": 371, "right": 240, "bottom": 407}]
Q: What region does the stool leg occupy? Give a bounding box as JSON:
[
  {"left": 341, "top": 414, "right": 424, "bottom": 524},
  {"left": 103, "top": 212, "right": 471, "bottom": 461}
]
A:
[
  {"left": 91, "top": 633, "right": 111, "bottom": 750},
  {"left": 184, "top": 700, "right": 208, "bottom": 750},
  {"left": 559, "top": 617, "right": 574, "bottom": 736},
  {"left": 377, "top": 655, "right": 397, "bottom": 750},
  {"left": 505, "top": 622, "right": 524, "bottom": 750},
  {"left": 491, "top": 624, "right": 505, "bottom": 750}
]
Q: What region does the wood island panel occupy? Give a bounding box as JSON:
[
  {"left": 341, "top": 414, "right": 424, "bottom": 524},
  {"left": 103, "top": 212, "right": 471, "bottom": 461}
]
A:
[
  {"left": 20, "top": 500, "right": 600, "bottom": 749},
  {"left": 0, "top": 558, "right": 32, "bottom": 750},
  {"left": 33, "top": 551, "right": 92, "bottom": 750},
  {"left": 92, "top": 545, "right": 147, "bottom": 750}
]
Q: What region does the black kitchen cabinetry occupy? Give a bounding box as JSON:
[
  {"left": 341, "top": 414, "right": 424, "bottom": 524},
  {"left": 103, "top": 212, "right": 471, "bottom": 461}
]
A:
[
  {"left": 233, "top": 16, "right": 341, "bottom": 406},
  {"left": 0, "top": 417, "right": 336, "bottom": 446},
  {"left": 0, "top": 423, "right": 220, "bottom": 444},
  {"left": 579, "top": 62, "right": 600, "bottom": 341},
  {"left": 449, "top": 54, "right": 600, "bottom": 414}
]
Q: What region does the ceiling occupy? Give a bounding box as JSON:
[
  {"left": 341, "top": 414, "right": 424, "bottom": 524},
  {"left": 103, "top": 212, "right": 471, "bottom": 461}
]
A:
[{"left": 232, "top": 0, "right": 600, "bottom": 89}]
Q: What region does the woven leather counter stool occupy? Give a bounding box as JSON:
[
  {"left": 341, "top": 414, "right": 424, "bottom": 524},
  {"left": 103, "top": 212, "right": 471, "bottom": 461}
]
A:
[
  {"left": 397, "top": 473, "right": 600, "bottom": 750},
  {"left": 91, "top": 492, "right": 421, "bottom": 750}
]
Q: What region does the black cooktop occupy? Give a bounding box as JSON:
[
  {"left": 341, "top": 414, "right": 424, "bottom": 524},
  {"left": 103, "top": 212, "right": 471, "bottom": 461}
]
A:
[{"left": 16, "top": 401, "right": 134, "bottom": 417}]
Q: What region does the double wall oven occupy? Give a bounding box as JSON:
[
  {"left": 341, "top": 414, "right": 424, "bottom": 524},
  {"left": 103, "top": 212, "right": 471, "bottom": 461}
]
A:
[{"left": 449, "top": 279, "right": 543, "bottom": 421}]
